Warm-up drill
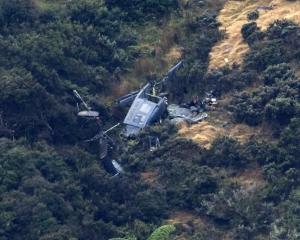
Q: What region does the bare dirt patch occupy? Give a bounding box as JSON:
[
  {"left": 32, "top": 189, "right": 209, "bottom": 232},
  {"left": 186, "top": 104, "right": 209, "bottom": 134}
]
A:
[
  {"left": 232, "top": 167, "right": 267, "bottom": 192},
  {"left": 141, "top": 171, "right": 159, "bottom": 186},
  {"left": 166, "top": 211, "right": 205, "bottom": 226}
]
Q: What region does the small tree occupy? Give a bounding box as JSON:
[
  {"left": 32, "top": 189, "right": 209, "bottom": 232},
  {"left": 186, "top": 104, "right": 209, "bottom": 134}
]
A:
[
  {"left": 147, "top": 225, "right": 176, "bottom": 240},
  {"left": 241, "top": 22, "right": 264, "bottom": 46},
  {"left": 247, "top": 10, "right": 259, "bottom": 21},
  {"left": 109, "top": 225, "right": 176, "bottom": 240}
]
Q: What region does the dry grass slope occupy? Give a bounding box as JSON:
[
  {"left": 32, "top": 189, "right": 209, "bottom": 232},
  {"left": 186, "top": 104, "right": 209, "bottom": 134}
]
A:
[
  {"left": 178, "top": 115, "right": 270, "bottom": 148},
  {"left": 179, "top": 0, "right": 300, "bottom": 149},
  {"left": 178, "top": 121, "right": 223, "bottom": 149},
  {"left": 209, "top": 0, "right": 300, "bottom": 70},
  {"left": 178, "top": 94, "right": 275, "bottom": 148}
]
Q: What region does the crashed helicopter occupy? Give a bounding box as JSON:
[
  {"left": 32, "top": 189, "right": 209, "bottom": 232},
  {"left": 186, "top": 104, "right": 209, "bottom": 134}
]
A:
[
  {"left": 73, "top": 89, "right": 123, "bottom": 176},
  {"left": 73, "top": 60, "right": 216, "bottom": 175},
  {"left": 116, "top": 61, "right": 183, "bottom": 136}
]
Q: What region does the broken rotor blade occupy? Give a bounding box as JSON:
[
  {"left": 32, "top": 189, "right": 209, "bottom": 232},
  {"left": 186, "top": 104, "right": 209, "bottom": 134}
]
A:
[
  {"left": 160, "top": 60, "right": 183, "bottom": 85},
  {"left": 73, "top": 89, "right": 91, "bottom": 111},
  {"left": 103, "top": 123, "right": 121, "bottom": 134},
  {"left": 84, "top": 132, "right": 104, "bottom": 142},
  {"left": 116, "top": 90, "right": 139, "bottom": 107}
]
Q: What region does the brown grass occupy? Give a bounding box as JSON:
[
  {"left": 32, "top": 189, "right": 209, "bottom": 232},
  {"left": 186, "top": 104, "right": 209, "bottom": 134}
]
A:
[
  {"left": 178, "top": 119, "right": 265, "bottom": 148},
  {"left": 141, "top": 171, "right": 160, "bottom": 187},
  {"left": 227, "top": 123, "right": 260, "bottom": 143},
  {"left": 178, "top": 93, "right": 275, "bottom": 148},
  {"left": 232, "top": 167, "right": 267, "bottom": 192},
  {"left": 209, "top": 0, "right": 300, "bottom": 70},
  {"left": 164, "top": 46, "right": 184, "bottom": 64},
  {"left": 178, "top": 121, "right": 224, "bottom": 149},
  {"left": 166, "top": 211, "right": 205, "bottom": 226}
]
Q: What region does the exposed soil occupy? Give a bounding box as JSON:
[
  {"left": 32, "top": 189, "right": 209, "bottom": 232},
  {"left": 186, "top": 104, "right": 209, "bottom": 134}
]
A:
[
  {"left": 165, "top": 211, "right": 209, "bottom": 239},
  {"left": 141, "top": 171, "right": 160, "bottom": 186},
  {"left": 232, "top": 167, "right": 267, "bottom": 192}
]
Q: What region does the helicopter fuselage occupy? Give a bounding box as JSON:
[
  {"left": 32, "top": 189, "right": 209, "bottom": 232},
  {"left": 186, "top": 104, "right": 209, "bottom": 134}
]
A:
[{"left": 123, "top": 83, "right": 167, "bottom": 136}]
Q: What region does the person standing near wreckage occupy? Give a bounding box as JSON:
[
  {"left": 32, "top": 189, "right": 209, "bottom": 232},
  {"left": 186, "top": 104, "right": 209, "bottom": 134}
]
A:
[{"left": 147, "top": 72, "right": 158, "bottom": 96}]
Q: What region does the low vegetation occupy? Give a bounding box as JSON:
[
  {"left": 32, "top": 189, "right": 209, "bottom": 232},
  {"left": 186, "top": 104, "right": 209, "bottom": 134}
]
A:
[{"left": 0, "top": 0, "right": 299, "bottom": 239}]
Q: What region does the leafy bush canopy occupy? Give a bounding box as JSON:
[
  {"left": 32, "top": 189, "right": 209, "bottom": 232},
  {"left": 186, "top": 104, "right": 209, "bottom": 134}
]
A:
[
  {"left": 105, "top": 0, "right": 178, "bottom": 21},
  {"left": 0, "top": 1, "right": 300, "bottom": 239}
]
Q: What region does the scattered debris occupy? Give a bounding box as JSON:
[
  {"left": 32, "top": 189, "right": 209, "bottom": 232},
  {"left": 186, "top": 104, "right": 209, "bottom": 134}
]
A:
[
  {"left": 168, "top": 104, "right": 208, "bottom": 124},
  {"left": 73, "top": 61, "right": 218, "bottom": 174},
  {"left": 149, "top": 136, "right": 161, "bottom": 151},
  {"left": 77, "top": 110, "right": 99, "bottom": 118},
  {"left": 256, "top": 5, "right": 274, "bottom": 11},
  {"left": 73, "top": 90, "right": 100, "bottom": 119},
  {"left": 205, "top": 91, "right": 218, "bottom": 106},
  {"left": 73, "top": 90, "right": 123, "bottom": 176},
  {"left": 112, "top": 160, "right": 124, "bottom": 176},
  {"left": 168, "top": 92, "right": 217, "bottom": 125}
]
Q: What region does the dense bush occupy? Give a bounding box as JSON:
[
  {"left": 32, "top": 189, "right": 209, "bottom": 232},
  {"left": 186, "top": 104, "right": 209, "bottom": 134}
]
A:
[
  {"left": 201, "top": 185, "right": 274, "bottom": 235},
  {"left": 244, "top": 20, "right": 300, "bottom": 72},
  {"left": 262, "top": 63, "right": 294, "bottom": 85},
  {"left": 270, "top": 189, "right": 300, "bottom": 239},
  {"left": 241, "top": 22, "right": 264, "bottom": 45},
  {"left": 105, "top": 0, "right": 178, "bottom": 21},
  {"left": 266, "top": 20, "right": 300, "bottom": 45},
  {"left": 247, "top": 10, "right": 259, "bottom": 21},
  {"left": 230, "top": 20, "right": 300, "bottom": 127},
  {"left": 231, "top": 89, "right": 272, "bottom": 126},
  {"left": 206, "top": 67, "right": 258, "bottom": 96},
  {"left": 265, "top": 97, "right": 298, "bottom": 125},
  {"left": 244, "top": 40, "right": 287, "bottom": 71},
  {"left": 231, "top": 61, "right": 300, "bottom": 127},
  {"left": 204, "top": 137, "right": 247, "bottom": 169},
  {"left": 168, "top": 12, "right": 223, "bottom": 102},
  {"left": 0, "top": 138, "right": 174, "bottom": 240},
  {"left": 0, "top": 0, "right": 140, "bottom": 143},
  {"left": 0, "top": 0, "right": 38, "bottom": 27},
  {"left": 1, "top": 2, "right": 300, "bottom": 239}
]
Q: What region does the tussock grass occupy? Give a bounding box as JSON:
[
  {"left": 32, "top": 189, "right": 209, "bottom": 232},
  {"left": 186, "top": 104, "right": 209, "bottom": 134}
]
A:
[{"left": 209, "top": 0, "right": 300, "bottom": 70}]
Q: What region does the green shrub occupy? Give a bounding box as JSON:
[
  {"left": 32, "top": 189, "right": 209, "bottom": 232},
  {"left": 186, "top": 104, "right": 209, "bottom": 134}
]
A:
[
  {"left": 105, "top": 0, "right": 178, "bottom": 21},
  {"left": 241, "top": 22, "right": 265, "bottom": 45},
  {"left": 244, "top": 40, "right": 286, "bottom": 71},
  {"left": 262, "top": 63, "right": 294, "bottom": 85},
  {"left": 247, "top": 10, "right": 259, "bottom": 21},
  {"left": 265, "top": 97, "right": 298, "bottom": 125},
  {"left": 0, "top": 0, "right": 38, "bottom": 26}
]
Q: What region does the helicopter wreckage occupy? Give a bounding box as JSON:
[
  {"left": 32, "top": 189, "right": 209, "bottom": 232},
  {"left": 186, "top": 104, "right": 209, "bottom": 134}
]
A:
[{"left": 73, "top": 60, "right": 217, "bottom": 175}]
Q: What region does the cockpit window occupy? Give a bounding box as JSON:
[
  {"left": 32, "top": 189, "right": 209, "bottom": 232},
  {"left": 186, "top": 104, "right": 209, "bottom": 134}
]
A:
[{"left": 139, "top": 103, "right": 152, "bottom": 114}]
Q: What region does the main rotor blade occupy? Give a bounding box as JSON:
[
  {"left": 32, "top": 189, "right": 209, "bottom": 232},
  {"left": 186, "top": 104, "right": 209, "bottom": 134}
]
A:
[
  {"left": 73, "top": 90, "right": 91, "bottom": 110},
  {"left": 161, "top": 60, "right": 183, "bottom": 84}
]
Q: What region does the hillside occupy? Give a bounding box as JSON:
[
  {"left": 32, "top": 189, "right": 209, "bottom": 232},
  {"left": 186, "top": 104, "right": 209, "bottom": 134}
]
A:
[
  {"left": 209, "top": 0, "right": 300, "bottom": 70},
  {"left": 0, "top": 0, "right": 300, "bottom": 240},
  {"left": 180, "top": 0, "right": 300, "bottom": 148}
]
